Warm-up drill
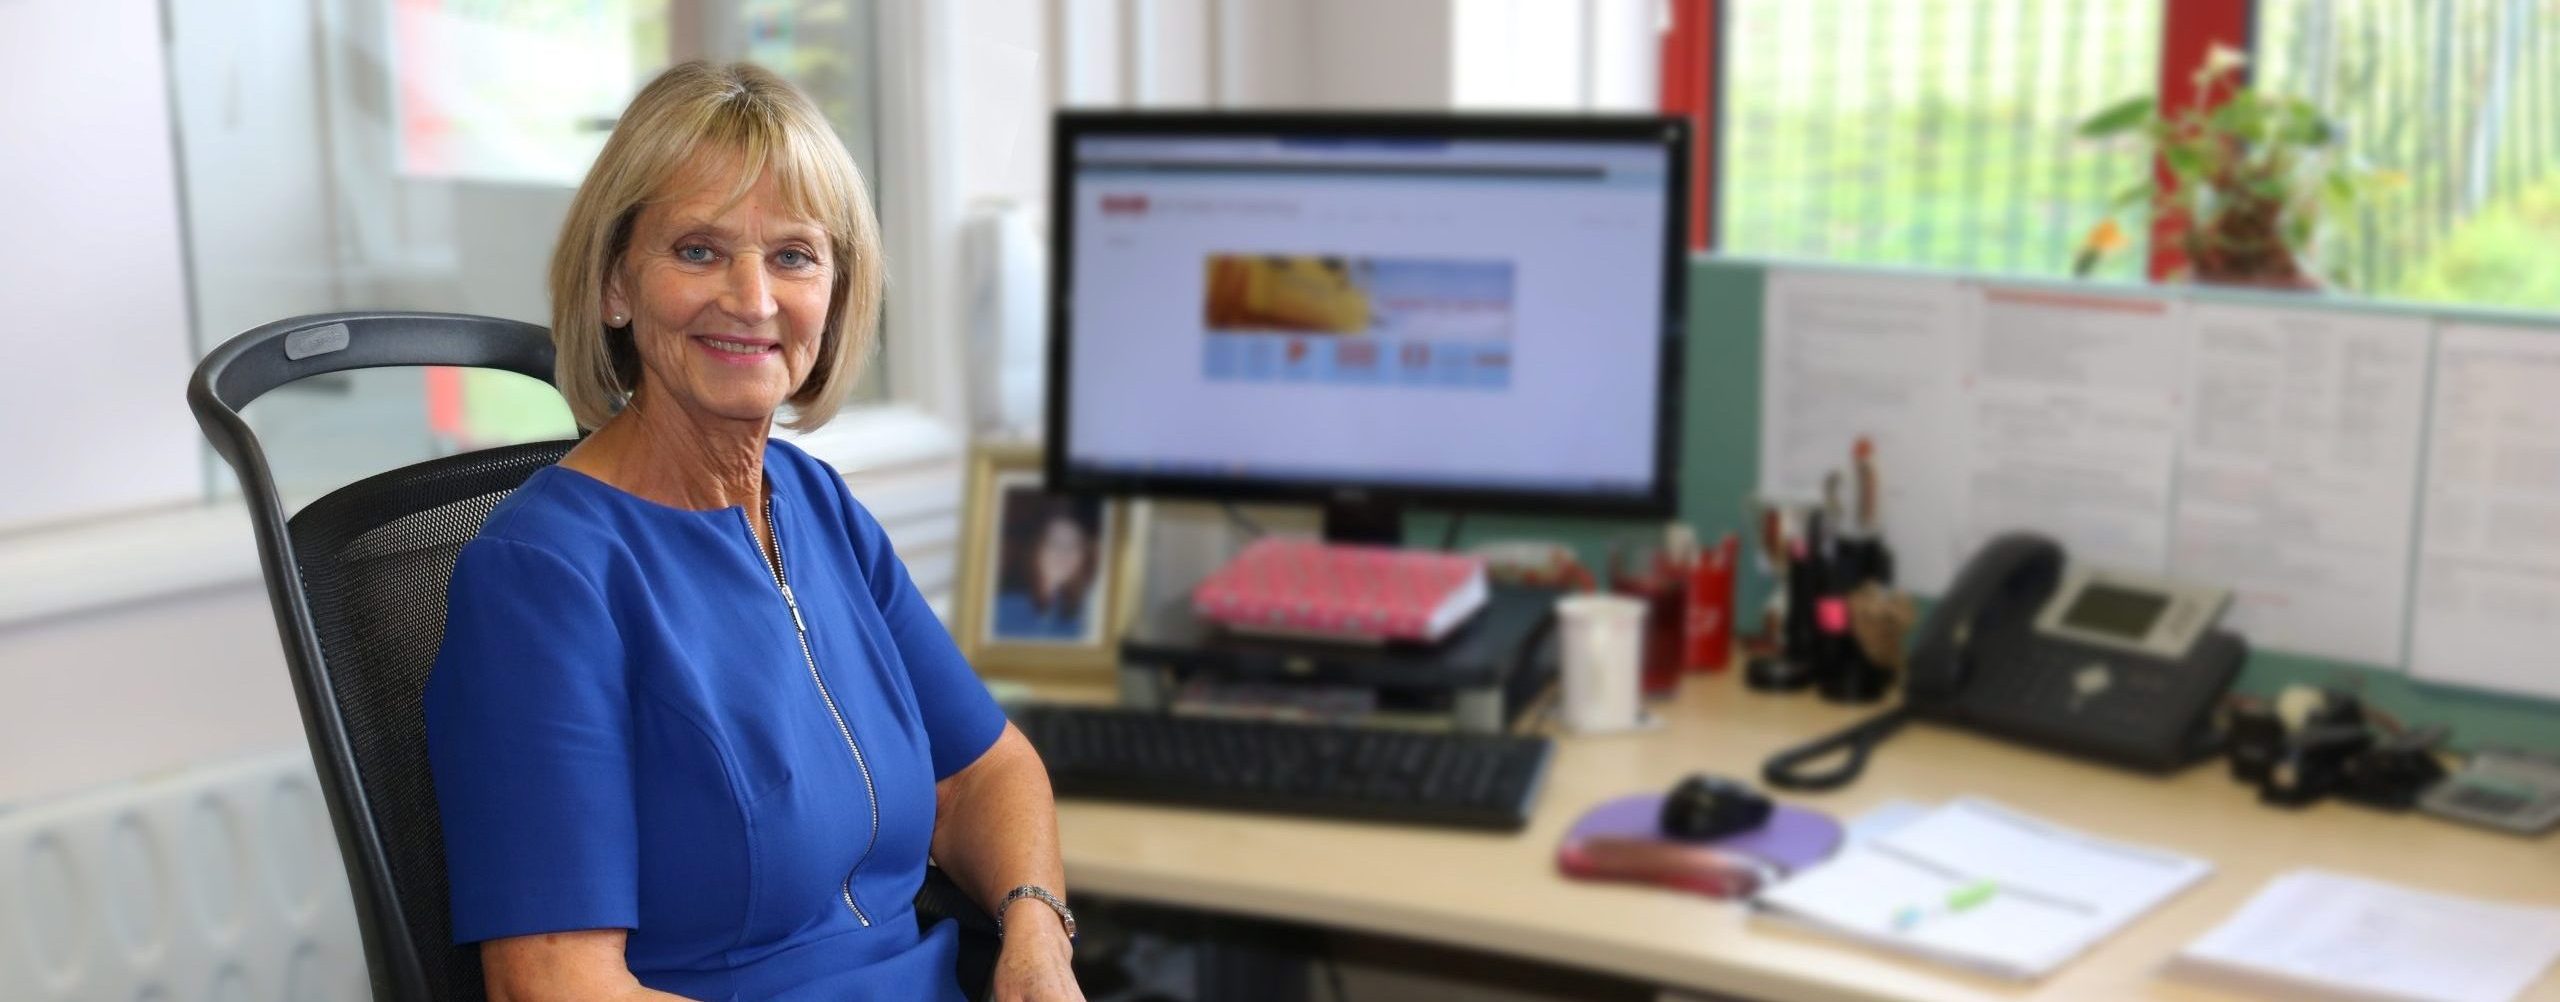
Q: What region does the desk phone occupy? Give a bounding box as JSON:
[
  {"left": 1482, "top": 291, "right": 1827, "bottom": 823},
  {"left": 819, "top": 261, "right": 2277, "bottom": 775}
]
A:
[
  {"left": 1767, "top": 533, "right": 2249, "bottom": 789},
  {"left": 1911, "top": 535, "right": 2248, "bottom": 771}
]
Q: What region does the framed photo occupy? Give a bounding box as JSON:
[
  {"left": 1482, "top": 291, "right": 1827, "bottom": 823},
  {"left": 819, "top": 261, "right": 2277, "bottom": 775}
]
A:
[{"left": 956, "top": 442, "right": 1142, "bottom": 675}]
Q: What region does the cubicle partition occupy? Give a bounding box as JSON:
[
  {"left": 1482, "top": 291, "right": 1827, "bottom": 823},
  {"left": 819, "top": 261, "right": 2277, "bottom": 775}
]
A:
[{"left": 1419, "top": 255, "right": 2560, "bottom": 753}]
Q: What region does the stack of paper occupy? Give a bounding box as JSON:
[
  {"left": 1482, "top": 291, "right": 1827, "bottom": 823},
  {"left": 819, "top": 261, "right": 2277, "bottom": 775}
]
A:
[
  {"left": 1753, "top": 798, "right": 2212, "bottom": 979},
  {"left": 2172, "top": 869, "right": 2560, "bottom": 1002}
]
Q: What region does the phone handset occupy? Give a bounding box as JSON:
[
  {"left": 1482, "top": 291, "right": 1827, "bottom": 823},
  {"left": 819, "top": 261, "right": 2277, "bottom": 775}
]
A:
[
  {"left": 1762, "top": 533, "right": 2064, "bottom": 791},
  {"left": 1905, "top": 533, "right": 2064, "bottom": 705}
]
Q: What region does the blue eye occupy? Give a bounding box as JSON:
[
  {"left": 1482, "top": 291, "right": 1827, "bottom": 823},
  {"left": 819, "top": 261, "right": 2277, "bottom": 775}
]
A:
[
  {"left": 777, "top": 248, "right": 815, "bottom": 269},
  {"left": 677, "top": 245, "right": 716, "bottom": 264}
]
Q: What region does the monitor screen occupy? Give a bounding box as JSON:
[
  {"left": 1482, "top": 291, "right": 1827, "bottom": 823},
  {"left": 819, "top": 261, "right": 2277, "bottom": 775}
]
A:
[{"left": 1048, "top": 114, "right": 1687, "bottom": 519}]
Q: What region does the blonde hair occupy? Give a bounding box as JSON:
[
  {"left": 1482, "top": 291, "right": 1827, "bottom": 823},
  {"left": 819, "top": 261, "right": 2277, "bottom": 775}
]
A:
[{"left": 548, "top": 61, "right": 884, "bottom": 432}]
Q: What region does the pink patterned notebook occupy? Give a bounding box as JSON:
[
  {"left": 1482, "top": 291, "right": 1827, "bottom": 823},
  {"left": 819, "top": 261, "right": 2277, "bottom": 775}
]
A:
[{"left": 1191, "top": 538, "right": 1489, "bottom": 644}]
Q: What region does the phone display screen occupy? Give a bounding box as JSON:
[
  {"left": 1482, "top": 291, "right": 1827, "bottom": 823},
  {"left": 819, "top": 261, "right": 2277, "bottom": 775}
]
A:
[{"left": 2060, "top": 583, "right": 2169, "bottom": 639}]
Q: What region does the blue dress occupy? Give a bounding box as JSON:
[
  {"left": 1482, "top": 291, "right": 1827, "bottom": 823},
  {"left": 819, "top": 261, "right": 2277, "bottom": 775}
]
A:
[{"left": 425, "top": 439, "right": 1007, "bottom": 1001}]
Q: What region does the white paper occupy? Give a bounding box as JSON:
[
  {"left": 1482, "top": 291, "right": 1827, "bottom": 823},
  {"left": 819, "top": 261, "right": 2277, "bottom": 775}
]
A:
[
  {"left": 2169, "top": 304, "right": 2430, "bottom": 668},
  {"left": 2409, "top": 323, "right": 2560, "bottom": 700},
  {"left": 1958, "top": 288, "right": 2189, "bottom": 573},
  {"left": 1757, "top": 270, "right": 1970, "bottom": 591},
  {"left": 2174, "top": 869, "right": 2560, "bottom": 1002},
  {"left": 1755, "top": 798, "right": 2211, "bottom": 980}
]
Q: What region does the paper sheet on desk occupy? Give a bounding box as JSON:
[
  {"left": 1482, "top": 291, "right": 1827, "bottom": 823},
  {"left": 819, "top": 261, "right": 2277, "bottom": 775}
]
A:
[
  {"left": 2172, "top": 869, "right": 2560, "bottom": 1002},
  {"left": 1753, "top": 798, "right": 2211, "bottom": 980}
]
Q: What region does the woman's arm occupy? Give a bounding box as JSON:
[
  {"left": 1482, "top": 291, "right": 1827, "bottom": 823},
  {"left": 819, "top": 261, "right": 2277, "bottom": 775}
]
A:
[
  {"left": 933, "top": 723, "right": 1083, "bottom": 1001},
  {"left": 480, "top": 929, "right": 694, "bottom": 1001}
]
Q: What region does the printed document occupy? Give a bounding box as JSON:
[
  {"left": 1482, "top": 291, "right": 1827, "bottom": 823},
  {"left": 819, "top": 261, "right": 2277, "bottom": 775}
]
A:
[
  {"left": 2170, "top": 304, "right": 2429, "bottom": 668},
  {"left": 2173, "top": 869, "right": 2560, "bottom": 1002},
  {"left": 2410, "top": 323, "right": 2560, "bottom": 700},
  {"left": 1958, "top": 288, "right": 2188, "bottom": 573},
  {"left": 1757, "top": 269, "right": 1970, "bottom": 592}
]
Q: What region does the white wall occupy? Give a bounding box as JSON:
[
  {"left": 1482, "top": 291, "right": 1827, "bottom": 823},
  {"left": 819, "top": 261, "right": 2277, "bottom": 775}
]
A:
[
  {"left": 0, "top": 580, "right": 300, "bottom": 807},
  {"left": 0, "top": 0, "right": 201, "bottom": 531}
]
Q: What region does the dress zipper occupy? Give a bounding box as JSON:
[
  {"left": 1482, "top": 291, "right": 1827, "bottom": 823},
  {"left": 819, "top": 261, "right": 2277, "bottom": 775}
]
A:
[{"left": 748, "top": 498, "right": 881, "bottom": 927}]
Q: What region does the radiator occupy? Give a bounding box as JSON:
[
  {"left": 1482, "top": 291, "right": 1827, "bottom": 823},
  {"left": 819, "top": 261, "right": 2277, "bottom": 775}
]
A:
[{"left": 0, "top": 748, "right": 366, "bottom": 1001}]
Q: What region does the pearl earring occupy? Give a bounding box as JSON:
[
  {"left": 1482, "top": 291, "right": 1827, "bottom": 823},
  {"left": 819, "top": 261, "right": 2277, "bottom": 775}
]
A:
[{"left": 609, "top": 313, "right": 628, "bottom": 328}]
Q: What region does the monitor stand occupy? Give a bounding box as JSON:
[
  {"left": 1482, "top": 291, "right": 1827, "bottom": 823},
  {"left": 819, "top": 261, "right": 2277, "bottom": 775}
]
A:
[{"left": 1321, "top": 497, "right": 1404, "bottom": 547}]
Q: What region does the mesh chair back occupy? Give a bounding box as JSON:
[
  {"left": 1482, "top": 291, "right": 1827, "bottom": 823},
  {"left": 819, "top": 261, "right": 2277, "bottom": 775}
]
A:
[{"left": 290, "top": 441, "right": 576, "bottom": 1000}]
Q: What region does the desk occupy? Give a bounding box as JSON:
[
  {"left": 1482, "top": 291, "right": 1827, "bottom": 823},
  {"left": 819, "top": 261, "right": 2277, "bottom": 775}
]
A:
[{"left": 1041, "top": 671, "right": 2560, "bottom": 1002}]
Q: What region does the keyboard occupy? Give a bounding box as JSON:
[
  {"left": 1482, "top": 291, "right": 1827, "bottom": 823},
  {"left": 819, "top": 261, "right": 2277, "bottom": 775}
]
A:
[{"left": 1013, "top": 705, "right": 1555, "bottom": 832}]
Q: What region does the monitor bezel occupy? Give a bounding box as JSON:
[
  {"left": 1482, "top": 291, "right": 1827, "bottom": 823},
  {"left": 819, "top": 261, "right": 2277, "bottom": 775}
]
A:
[{"left": 1044, "top": 110, "right": 1689, "bottom": 522}]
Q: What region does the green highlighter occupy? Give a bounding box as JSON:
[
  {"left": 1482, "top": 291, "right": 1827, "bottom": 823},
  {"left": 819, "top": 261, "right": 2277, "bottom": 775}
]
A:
[{"left": 1891, "top": 880, "right": 1999, "bottom": 931}]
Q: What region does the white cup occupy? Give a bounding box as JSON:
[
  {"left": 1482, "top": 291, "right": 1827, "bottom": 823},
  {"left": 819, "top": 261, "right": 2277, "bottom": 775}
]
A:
[{"left": 1556, "top": 593, "right": 1648, "bottom": 734}]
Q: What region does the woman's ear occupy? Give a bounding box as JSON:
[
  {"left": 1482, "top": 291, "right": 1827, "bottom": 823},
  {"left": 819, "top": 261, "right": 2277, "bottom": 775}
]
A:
[{"left": 603, "top": 267, "right": 632, "bottom": 328}]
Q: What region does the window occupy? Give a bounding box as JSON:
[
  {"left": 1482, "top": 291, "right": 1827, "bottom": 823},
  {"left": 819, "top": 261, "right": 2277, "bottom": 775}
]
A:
[
  {"left": 1716, "top": 0, "right": 2163, "bottom": 281},
  {"left": 169, "top": 0, "right": 888, "bottom": 509},
  {"left": 2257, "top": 0, "right": 2560, "bottom": 310}
]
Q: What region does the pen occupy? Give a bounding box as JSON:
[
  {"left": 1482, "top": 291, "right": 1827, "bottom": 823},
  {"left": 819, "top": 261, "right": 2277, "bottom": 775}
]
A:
[
  {"left": 1852, "top": 437, "right": 1878, "bottom": 537},
  {"left": 1891, "top": 880, "right": 1998, "bottom": 931}
]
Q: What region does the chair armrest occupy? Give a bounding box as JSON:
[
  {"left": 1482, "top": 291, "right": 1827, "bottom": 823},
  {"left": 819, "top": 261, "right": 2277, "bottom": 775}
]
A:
[{"left": 916, "top": 865, "right": 998, "bottom": 1000}]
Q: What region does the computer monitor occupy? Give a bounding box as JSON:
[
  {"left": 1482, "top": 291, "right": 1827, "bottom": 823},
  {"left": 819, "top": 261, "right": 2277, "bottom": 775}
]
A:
[{"left": 1047, "top": 112, "right": 1689, "bottom": 543}]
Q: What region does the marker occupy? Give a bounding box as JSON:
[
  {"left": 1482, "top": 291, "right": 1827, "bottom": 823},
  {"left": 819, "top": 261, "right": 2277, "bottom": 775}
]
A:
[{"left": 1891, "top": 880, "right": 1999, "bottom": 932}]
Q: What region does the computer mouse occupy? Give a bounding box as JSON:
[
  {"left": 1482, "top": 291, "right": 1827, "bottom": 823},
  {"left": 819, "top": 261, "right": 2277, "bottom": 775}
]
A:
[{"left": 1659, "top": 773, "right": 1773, "bottom": 841}]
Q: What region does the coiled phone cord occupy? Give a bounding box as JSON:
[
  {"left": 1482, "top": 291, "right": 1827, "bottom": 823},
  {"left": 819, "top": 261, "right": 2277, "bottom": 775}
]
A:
[{"left": 1761, "top": 706, "right": 1913, "bottom": 791}]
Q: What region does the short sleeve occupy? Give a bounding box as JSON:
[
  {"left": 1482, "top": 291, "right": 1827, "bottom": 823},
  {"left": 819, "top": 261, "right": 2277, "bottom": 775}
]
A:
[
  {"left": 424, "top": 537, "right": 640, "bottom": 944},
  {"left": 838, "top": 485, "right": 1008, "bottom": 780}
]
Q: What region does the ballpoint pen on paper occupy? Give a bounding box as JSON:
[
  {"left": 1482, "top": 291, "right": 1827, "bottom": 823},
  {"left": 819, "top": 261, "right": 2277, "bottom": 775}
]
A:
[{"left": 1891, "top": 880, "right": 1999, "bottom": 932}]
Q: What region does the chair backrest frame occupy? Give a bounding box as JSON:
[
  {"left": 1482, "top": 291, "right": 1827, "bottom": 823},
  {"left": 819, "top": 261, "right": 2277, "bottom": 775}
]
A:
[{"left": 189, "top": 312, "right": 557, "bottom": 1002}]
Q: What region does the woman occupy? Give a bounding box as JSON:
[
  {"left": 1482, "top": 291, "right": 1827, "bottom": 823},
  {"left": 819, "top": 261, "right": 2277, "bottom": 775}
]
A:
[
  {"left": 992, "top": 495, "right": 1102, "bottom": 641},
  {"left": 425, "top": 62, "right": 1083, "bottom": 1002}
]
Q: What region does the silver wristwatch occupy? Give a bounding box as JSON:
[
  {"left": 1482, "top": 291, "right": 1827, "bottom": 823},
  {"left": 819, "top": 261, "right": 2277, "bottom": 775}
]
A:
[{"left": 995, "top": 884, "right": 1077, "bottom": 941}]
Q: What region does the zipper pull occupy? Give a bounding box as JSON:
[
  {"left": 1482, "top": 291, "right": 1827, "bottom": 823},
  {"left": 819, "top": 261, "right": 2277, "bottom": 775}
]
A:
[{"left": 780, "top": 583, "right": 807, "bottom": 634}]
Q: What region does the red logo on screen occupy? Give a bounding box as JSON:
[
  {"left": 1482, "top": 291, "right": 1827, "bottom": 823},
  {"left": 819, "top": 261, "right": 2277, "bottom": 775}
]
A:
[{"left": 1100, "top": 194, "right": 1150, "bottom": 215}]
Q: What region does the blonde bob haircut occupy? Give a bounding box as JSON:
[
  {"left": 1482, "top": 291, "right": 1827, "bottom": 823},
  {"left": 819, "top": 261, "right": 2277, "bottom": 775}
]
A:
[{"left": 549, "top": 60, "right": 884, "bottom": 432}]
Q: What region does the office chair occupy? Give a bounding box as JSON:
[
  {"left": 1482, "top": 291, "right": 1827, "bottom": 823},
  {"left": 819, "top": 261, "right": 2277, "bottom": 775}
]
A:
[{"left": 189, "top": 311, "right": 997, "bottom": 1002}]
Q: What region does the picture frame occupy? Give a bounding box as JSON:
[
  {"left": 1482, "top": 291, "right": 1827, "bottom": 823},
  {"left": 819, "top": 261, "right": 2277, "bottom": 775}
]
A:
[{"left": 955, "top": 441, "right": 1144, "bottom": 676}]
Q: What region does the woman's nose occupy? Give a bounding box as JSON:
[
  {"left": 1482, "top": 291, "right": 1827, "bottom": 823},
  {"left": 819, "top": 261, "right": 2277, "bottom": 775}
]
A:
[{"left": 720, "top": 257, "right": 777, "bottom": 323}]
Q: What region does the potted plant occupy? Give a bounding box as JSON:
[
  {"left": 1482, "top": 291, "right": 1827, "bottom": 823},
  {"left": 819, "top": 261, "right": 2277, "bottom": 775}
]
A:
[{"left": 2073, "top": 44, "right": 2396, "bottom": 289}]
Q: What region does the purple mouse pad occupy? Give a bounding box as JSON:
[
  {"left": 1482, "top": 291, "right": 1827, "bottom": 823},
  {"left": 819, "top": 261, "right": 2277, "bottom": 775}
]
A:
[{"left": 1560, "top": 794, "right": 1843, "bottom": 874}]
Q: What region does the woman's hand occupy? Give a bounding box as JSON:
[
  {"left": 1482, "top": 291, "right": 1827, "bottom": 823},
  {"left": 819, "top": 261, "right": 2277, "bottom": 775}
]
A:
[{"left": 989, "top": 905, "right": 1085, "bottom": 1002}]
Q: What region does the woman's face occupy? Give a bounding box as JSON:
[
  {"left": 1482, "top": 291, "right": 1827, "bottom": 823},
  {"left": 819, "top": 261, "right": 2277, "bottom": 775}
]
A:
[
  {"left": 606, "top": 163, "right": 834, "bottom": 425},
  {"left": 1034, "top": 515, "right": 1093, "bottom": 595}
]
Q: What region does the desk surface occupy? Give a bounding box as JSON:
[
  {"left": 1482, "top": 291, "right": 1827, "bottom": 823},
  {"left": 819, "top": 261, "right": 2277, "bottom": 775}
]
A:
[{"left": 1040, "top": 671, "right": 2560, "bottom": 1002}]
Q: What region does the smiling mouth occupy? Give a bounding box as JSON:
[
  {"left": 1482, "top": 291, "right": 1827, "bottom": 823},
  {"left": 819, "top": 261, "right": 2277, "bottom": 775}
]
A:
[{"left": 696, "top": 336, "right": 778, "bottom": 356}]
